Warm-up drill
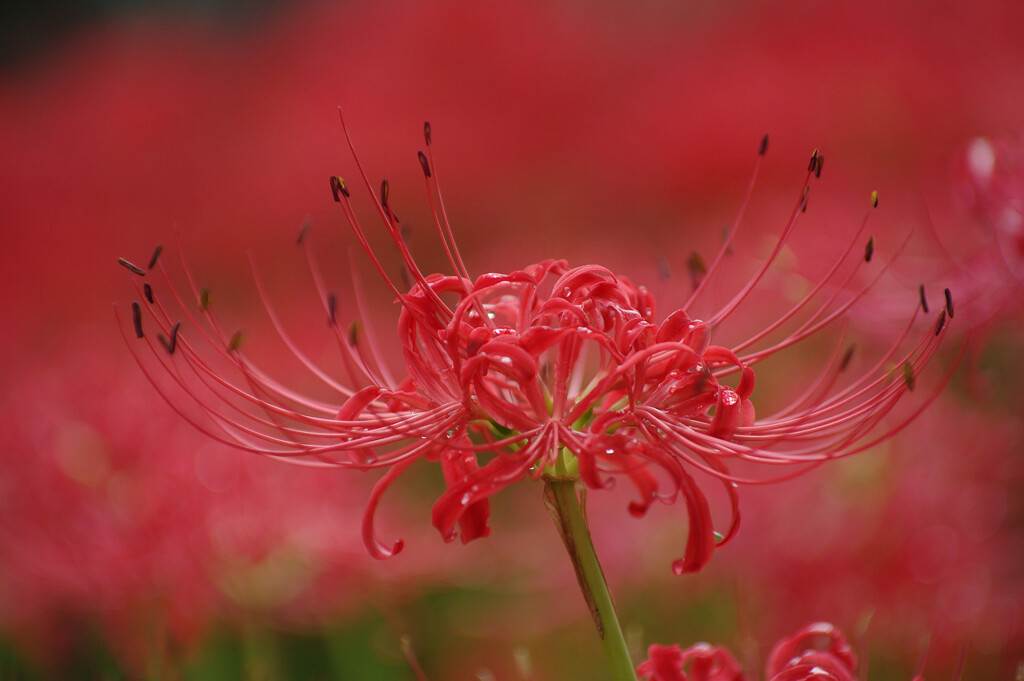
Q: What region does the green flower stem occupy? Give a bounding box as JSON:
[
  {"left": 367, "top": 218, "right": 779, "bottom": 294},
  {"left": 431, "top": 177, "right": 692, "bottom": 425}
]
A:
[{"left": 544, "top": 478, "right": 638, "bottom": 681}]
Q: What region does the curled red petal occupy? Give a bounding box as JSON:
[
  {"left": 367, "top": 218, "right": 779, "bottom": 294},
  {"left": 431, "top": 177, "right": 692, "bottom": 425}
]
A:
[
  {"left": 681, "top": 643, "right": 745, "bottom": 681},
  {"left": 637, "top": 644, "right": 689, "bottom": 681},
  {"left": 638, "top": 642, "right": 745, "bottom": 681},
  {"left": 624, "top": 461, "right": 661, "bottom": 518},
  {"left": 361, "top": 458, "right": 416, "bottom": 559},
  {"left": 769, "top": 660, "right": 854, "bottom": 681},
  {"left": 432, "top": 454, "right": 526, "bottom": 543},
  {"left": 575, "top": 443, "right": 615, "bottom": 492},
  {"left": 609, "top": 434, "right": 718, "bottom": 574},
  {"left": 439, "top": 446, "right": 492, "bottom": 543},
  {"left": 708, "top": 387, "right": 742, "bottom": 439},
  {"left": 766, "top": 623, "right": 857, "bottom": 680},
  {"left": 337, "top": 385, "right": 384, "bottom": 420},
  {"left": 668, "top": 459, "right": 716, "bottom": 575},
  {"left": 699, "top": 456, "right": 741, "bottom": 547}
]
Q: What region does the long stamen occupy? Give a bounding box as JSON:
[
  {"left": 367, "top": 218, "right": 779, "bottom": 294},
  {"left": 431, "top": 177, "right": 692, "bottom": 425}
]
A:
[
  {"left": 119, "top": 120, "right": 953, "bottom": 583},
  {"left": 336, "top": 109, "right": 452, "bottom": 318},
  {"left": 708, "top": 151, "right": 819, "bottom": 326},
  {"left": 684, "top": 134, "right": 769, "bottom": 311}
]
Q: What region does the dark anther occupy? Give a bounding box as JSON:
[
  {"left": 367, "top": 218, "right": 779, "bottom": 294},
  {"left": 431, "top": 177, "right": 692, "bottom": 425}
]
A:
[
  {"left": 687, "top": 252, "right": 707, "bottom": 290},
  {"left": 160, "top": 321, "right": 181, "bottom": 355},
  {"left": 814, "top": 154, "right": 825, "bottom": 178},
  {"left": 131, "top": 301, "right": 144, "bottom": 339},
  {"left": 228, "top": 331, "right": 244, "bottom": 352},
  {"left": 199, "top": 288, "right": 210, "bottom": 311},
  {"left": 864, "top": 237, "right": 875, "bottom": 263},
  {"left": 418, "top": 150, "right": 431, "bottom": 178},
  {"left": 148, "top": 244, "right": 163, "bottom": 270},
  {"left": 839, "top": 344, "right": 856, "bottom": 371},
  {"left": 327, "top": 292, "right": 337, "bottom": 325},
  {"left": 330, "top": 176, "right": 350, "bottom": 202},
  {"left": 655, "top": 253, "right": 671, "bottom": 280},
  {"left": 808, "top": 149, "right": 819, "bottom": 172},
  {"left": 168, "top": 321, "right": 181, "bottom": 354},
  {"left": 380, "top": 179, "right": 390, "bottom": 209},
  {"left": 759, "top": 133, "right": 769, "bottom": 156},
  {"left": 919, "top": 284, "right": 929, "bottom": 313},
  {"left": 297, "top": 218, "right": 311, "bottom": 245},
  {"left": 118, "top": 258, "right": 147, "bottom": 276},
  {"left": 935, "top": 309, "right": 947, "bottom": 336},
  {"left": 143, "top": 283, "right": 154, "bottom": 304},
  {"left": 944, "top": 288, "right": 954, "bottom": 318},
  {"left": 902, "top": 362, "right": 916, "bottom": 391},
  {"left": 424, "top": 121, "right": 432, "bottom": 145},
  {"left": 870, "top": 190, "right": 879, "bottom": 208},
  {"left": 348, "top": 320, "right": 360, "bottom": 346}
]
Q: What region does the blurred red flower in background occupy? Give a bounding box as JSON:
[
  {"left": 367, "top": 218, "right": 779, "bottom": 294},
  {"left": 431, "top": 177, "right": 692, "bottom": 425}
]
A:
[
  {"left": 638, "top": 641, "right": 744, "bottom": 681},
  {"left": 0, "top": 333, "right": 480, "bottom": 675},
  {"left": 959, "top": 135, "right": 1024, "bottom": 284},
  {"left": 638, "top": 623, "right": 932, "bottom": 681}
]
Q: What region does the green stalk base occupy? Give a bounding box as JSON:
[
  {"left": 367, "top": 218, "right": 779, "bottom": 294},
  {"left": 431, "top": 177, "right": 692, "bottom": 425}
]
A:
[{"left": 544, "top": 478, "right": 638, "bottom": 681}]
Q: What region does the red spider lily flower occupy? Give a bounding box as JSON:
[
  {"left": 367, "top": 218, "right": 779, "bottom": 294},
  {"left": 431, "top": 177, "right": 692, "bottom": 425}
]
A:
[
  {"left": 960, "top": 135, "right": 1024, "bottom": 284},
  {"left": 119, "top": 113, "right": 952, "bottom": 575},
  {"left": 766, "top": 623, "right": 858, "bottom": 681},
  {"left": 638, "top": 623, "right": 961, "bottom": 681},
  {"left": 637, "top": 642, "right": 744, "bottom": 681}
]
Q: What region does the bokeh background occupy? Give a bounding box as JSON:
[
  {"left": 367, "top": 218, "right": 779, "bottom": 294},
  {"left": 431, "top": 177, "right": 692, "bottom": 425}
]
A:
[{"left": 1, "top": 0, "right": 1022, "bottom": 679}]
